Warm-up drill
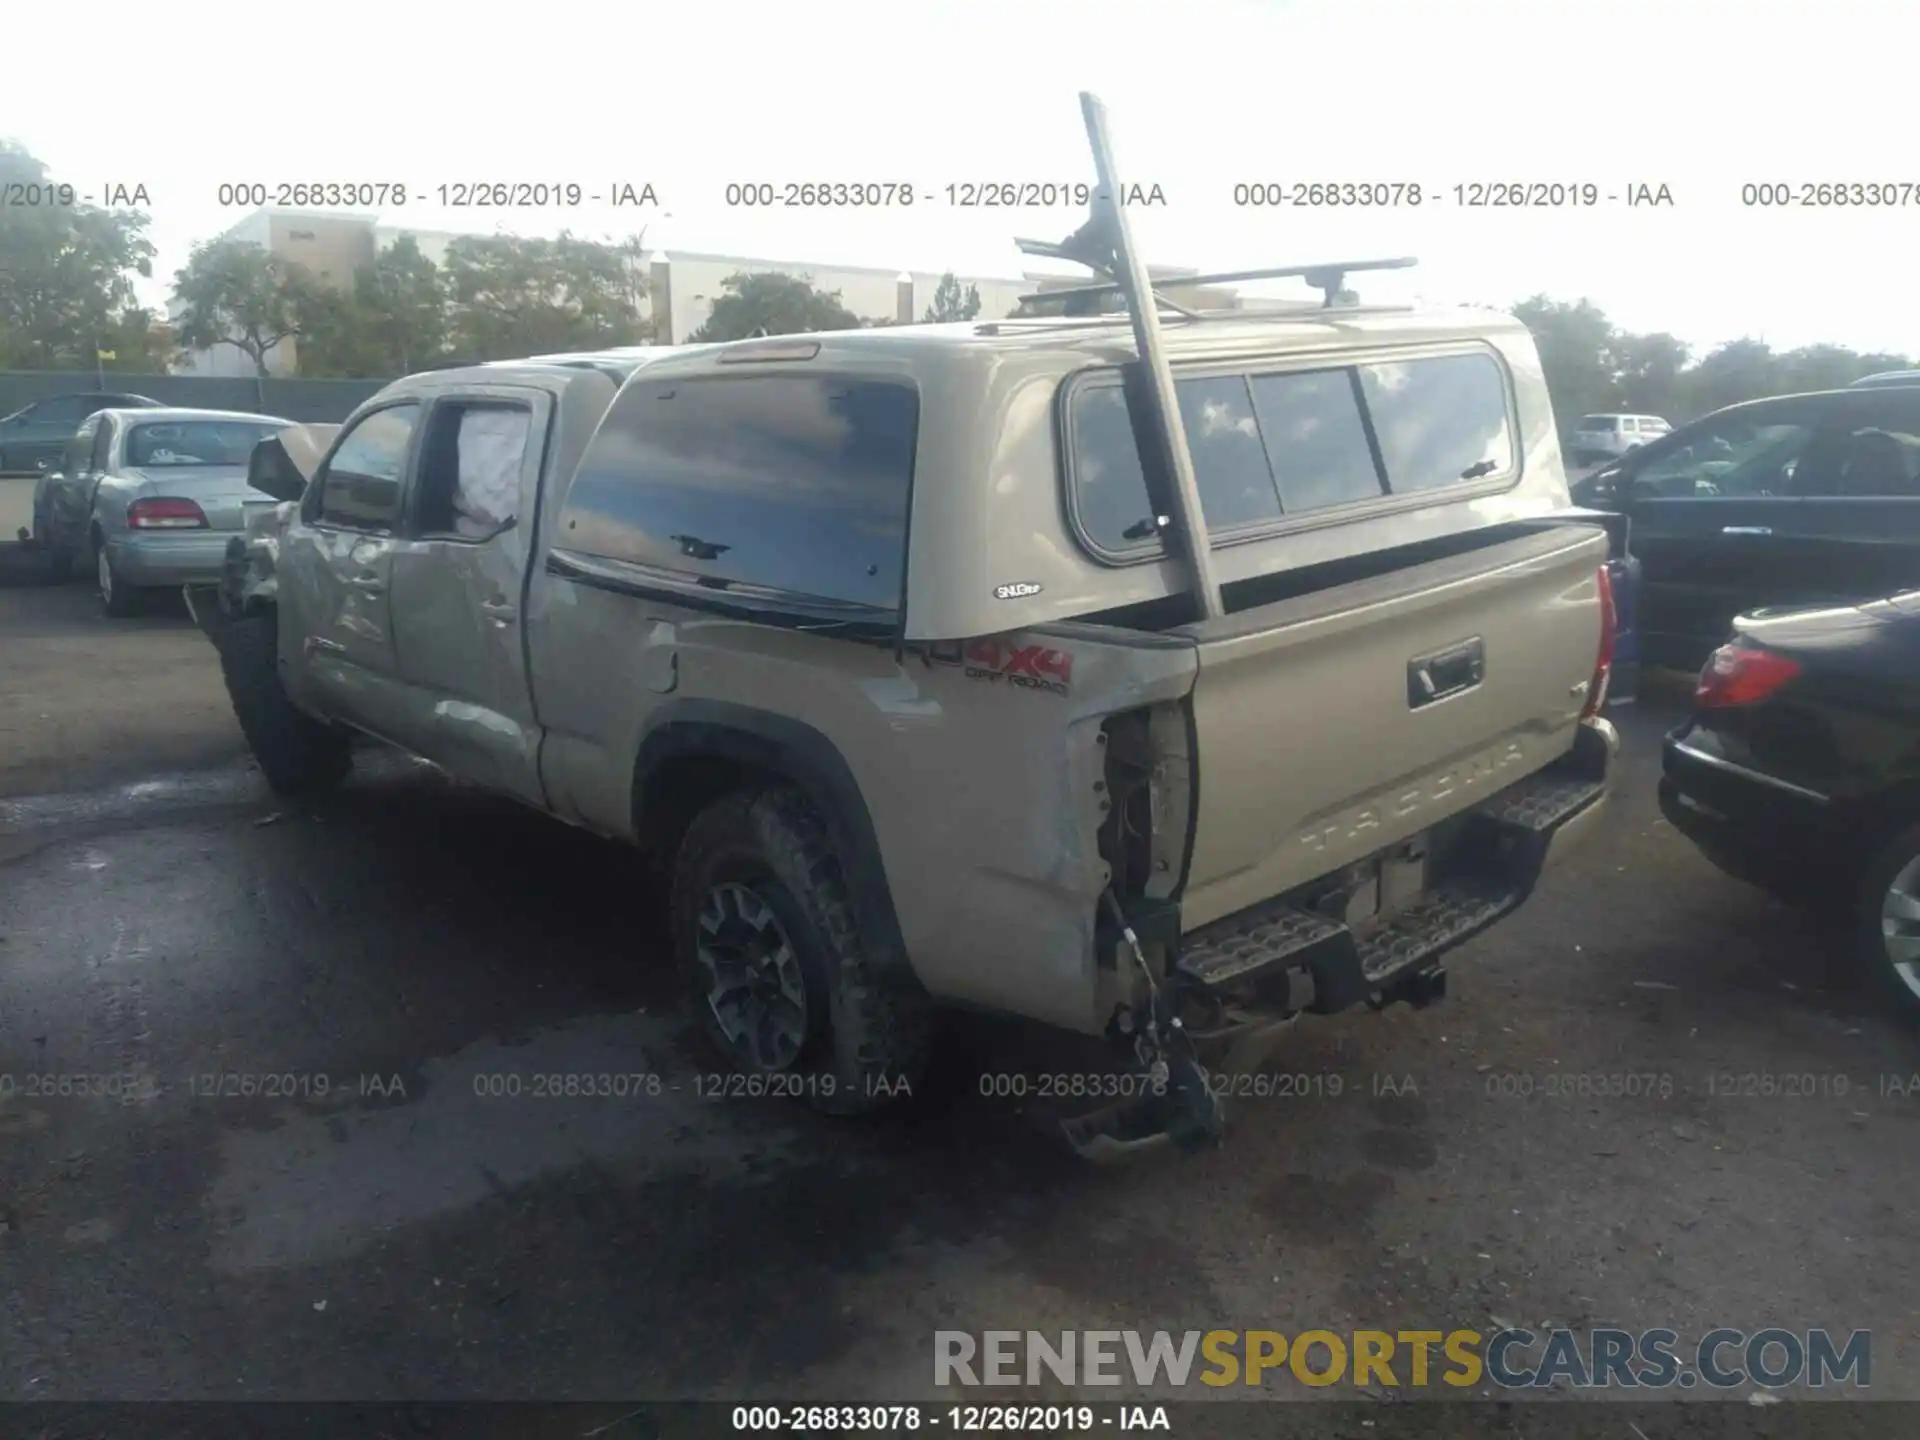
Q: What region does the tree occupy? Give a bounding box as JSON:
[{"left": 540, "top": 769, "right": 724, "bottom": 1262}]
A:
[
  {"left": 295, "top": 235, "right": 451, "bottom": 377},
  {"left": 171, "top": 239, "right": 318, "bottom": 376},
  {"left": 689, "top": 271, "right": 865, "bottom": 342},
  {"left": 442, "top": 231, "right": 652, "bottom": 360},
  {"left": 0, "top": 141, "right": 163, "bottom": 371},
  {"left": 1609, "top": 331, "right": 1691, "bottom": 417},
  {"left": 924, "top": 271, "right": 981, "bottom": 323},
  {"left": 1511, "top": 295, "right": 1622, "bottom": 432},
  {"left": 1681, "top": 338, "right": 1778, "bottom": 418}
]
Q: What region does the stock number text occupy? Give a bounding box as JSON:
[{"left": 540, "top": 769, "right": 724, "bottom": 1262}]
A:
[
  {"left": 217, "top": 182, "right": 406, "bottom": 208},
  {"left": 1742, "top": 182, "right": 1920, "bottom": 207},
  {"left": 725, "top": 182, "right": 916, "bottom": 208},
  {"left": 1233, "top": 181, "right": 1423, "bottom": 207}
]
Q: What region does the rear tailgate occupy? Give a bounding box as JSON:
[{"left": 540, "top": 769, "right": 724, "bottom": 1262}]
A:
[{"left": 1176, "top": 523, "right": 1609, "bottom": 929}]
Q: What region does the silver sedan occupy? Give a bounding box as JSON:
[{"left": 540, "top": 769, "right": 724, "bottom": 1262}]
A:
[{"left": 32, "top": 406, "right": 295, "bottom": 616}]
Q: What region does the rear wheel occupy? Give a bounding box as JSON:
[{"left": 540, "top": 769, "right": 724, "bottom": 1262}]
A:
[
  {"left": 95, "top": 536, "right": 144, "bottom": 617},
  {"left": 219, "top": 611, "right": 353, "bottom": 797},
  {"left": 1857, "top": 823, "right": 1920, "bottom": 1023},
  {"left": 31, "top": 499, "right": 73, "bottom": 582},
  {"left": 670, "top": 786, "right": 934, "bottom": 1114}
]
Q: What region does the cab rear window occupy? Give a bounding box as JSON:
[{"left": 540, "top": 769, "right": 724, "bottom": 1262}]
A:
[
  {"left": 1067, "top": 350, "right": 1515, "bottom": 557},
  {"left": 561, "top": 373, "right": 919, "bottom": 610}
]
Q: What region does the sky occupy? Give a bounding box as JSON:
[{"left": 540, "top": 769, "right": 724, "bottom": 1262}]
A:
[{"left": 4, "top": 0, "right": 1914, "bottom": 359}]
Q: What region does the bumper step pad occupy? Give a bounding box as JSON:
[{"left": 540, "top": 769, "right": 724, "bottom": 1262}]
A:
[{"left": 1174, "top": 763, "right": 1604, "bottom": 1006}]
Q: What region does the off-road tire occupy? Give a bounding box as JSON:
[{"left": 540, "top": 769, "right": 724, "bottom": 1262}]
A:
[
  {"left": 219, "top": 611, "right": 353, "bottom": 797},
  {"left": 671, "top": 786, "right": 935, "bottom": 1115},
  {"left": 1856, "top": 822, "right": 1920, "bottom": 1025}
]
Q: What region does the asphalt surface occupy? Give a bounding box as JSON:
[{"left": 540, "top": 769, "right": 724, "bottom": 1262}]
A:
[{"left": 2, "top": 548, "right": 1917, "bottom": 1409}]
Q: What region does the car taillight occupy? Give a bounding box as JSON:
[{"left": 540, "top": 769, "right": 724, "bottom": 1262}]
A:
[
  {"left": 127, "top": 497, "right": 208, "bottom": 530},
  {"left": 1694, "top": 644, "right": 1802, "bottom": 709},
  {"left": 1580, "top": 563, "right": 1616, "bottom": 719}
]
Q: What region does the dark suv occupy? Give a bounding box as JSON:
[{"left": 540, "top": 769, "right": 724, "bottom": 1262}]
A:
[
  {"left": 1570, "top": 384, "right": 1920, "bottom": 670},
  {"left": 0, "top": 392, "right": 163, "bottom": 473}
]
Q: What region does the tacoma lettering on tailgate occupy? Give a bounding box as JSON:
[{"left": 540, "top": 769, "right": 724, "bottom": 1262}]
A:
[{"left": 1299, "top": 739, "right": 1528, "bottom": 854}]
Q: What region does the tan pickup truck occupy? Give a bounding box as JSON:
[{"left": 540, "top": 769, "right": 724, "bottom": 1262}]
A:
[{"left": 192, "top": 96, "right": 1618, "bottom": 1158}]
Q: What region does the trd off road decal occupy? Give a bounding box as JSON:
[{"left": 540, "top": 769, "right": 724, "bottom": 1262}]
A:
[{"left": 960, "top": 639, "right": 1074, "bottom": 697}]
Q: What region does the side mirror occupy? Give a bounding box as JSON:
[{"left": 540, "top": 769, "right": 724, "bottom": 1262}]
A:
[{"left": 1573, "top": 468, "right": 1627, "bottom": 510}]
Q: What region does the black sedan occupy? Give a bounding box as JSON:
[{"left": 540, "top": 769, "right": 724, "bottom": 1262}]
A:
[
  {"left": 1660, "top": 592, "right": 1920, "bottom": 1019},
  {"left": 0, "top": 391, "right": 163, "bottom": 473},
  {"left": 1570, "top": 383, "right": 1920, "bottom": 673}
]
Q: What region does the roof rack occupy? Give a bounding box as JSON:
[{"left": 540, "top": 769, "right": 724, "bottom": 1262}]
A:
[
  {"left": 973, "top": 301, "right": 1418, "bottom": 337},
  {"left": 1009, "top": 257, "right": 1418, "bottom": 316}
]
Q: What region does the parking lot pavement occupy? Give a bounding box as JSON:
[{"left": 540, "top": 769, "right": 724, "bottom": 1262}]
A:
[
  {"left": 0, "top": 546, "right": 248, "bottom": 797},
  {"left": 2, "top": 562, "right": 1917, "bottom": 1405}
]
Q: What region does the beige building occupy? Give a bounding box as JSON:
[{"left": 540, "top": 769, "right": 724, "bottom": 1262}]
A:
[{"left": 174, "top": 208, "right": 1305, "bottom": 374}]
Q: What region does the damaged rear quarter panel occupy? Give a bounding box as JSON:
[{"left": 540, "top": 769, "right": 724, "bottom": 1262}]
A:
[
  {"left": 536, "top": 595, "right": 1199, "bottom": 1035},
  {"left": 847, "top": 629, "right": 1198, "bottom": 1033}
]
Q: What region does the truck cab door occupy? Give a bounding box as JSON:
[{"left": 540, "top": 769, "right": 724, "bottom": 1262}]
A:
[
  {"left": 385, "top": 389, "right": 551, "bottom": 806},
  {"left": 276, "top": 401, "right": 422, "bottom": 741}
]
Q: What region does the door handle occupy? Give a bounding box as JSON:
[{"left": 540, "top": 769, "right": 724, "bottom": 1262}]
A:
[
  {"left": 480, "top": 599, "right": 517, "bottom": 622},
  {"left": 1408, "top": 637, "right": 1486, "bottom": 710},
  {"left": 348, "top": 575, "right": 386, "bottom": 594},
  {"left": 1721, "top": 526, "right": 1772, "bottom": 536}
]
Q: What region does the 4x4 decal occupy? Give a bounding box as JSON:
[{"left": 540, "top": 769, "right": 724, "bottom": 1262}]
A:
[{"left": 925, "top": 639, "right": 1075, "bottom": 696}]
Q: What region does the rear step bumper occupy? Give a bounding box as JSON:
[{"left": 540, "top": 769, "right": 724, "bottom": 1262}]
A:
[{"left": 1173, "top": 718, "right": 1615, "bottom": 1016}]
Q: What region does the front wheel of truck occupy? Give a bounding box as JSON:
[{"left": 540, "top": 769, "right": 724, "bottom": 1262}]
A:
[
  {"left": 670, "top": 786, "right": 934, "bottom": 1115},
  {"left": 220, "top": 611, "right": 353, "bottom": 798}
]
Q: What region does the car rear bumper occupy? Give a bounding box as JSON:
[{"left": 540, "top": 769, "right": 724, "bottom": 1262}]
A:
[
  {"left": 1164, "top": 716, "right": 1616, "bottom": 1021},
  {"left": 107, "top": 530, "right": 236, "bottom": 586},
  {"left": 1658, "top": 727, "right": 1846, "bottom": 893}
]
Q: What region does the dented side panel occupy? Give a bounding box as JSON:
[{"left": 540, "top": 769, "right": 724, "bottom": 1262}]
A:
[{"left": 527, "top": 570, "right": 1199, "bottom": 1033}]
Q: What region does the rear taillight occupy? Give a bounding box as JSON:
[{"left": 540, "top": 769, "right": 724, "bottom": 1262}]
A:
[
  {"left": 1580, "top": 564, "right": 1617, "bottom": 720},
  {"left": 1695, "top": 644, "right": 1801, "bottom": 709},
  {"left": 127, "top": 497, "right": 208, "bottom": 530}
]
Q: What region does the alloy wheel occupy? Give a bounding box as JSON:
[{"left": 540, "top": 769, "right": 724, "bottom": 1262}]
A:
[
  {"left": 1881, "top": 854, "right": 1920, "bottom": 1002},
  {"left": 695, "top": 880, "right": 809, "bottom": 1070}
]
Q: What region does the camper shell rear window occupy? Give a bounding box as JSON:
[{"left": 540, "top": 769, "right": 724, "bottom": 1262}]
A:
[{"left": 1064, "top": 348, "right": 1519, "bottom": 562}]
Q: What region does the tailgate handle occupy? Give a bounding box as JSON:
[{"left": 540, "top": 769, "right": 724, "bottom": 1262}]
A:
[{"left": 1408, "top": 637, "right": 1486, "bottom": 709}]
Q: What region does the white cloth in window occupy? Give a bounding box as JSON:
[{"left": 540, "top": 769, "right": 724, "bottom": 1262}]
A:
[{"left": 453, "top": 408, "right": 530, "bottom": 538}]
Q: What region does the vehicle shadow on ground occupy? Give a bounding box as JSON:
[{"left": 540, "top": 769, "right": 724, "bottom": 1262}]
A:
[
  {"left": 279, "top": 762, "right": 1134, "bottom": 1154},
  {"left": 0, "top": 540, "right": 193, "bottom": 617}
]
